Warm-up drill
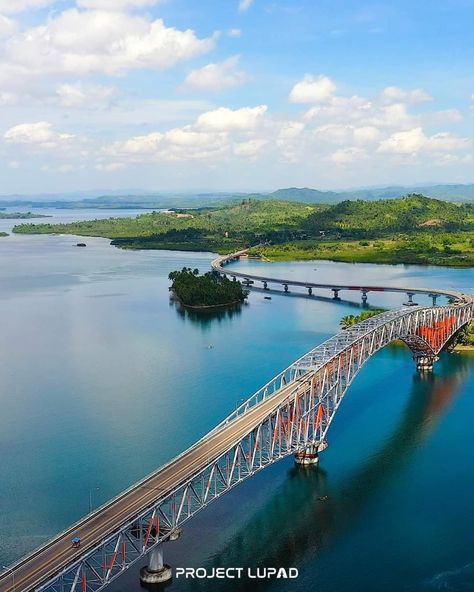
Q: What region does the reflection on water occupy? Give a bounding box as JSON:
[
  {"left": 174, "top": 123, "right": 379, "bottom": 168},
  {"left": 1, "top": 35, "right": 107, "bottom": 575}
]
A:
[{"left": 172, "top": 300, "right": 244, "bottom": 329}]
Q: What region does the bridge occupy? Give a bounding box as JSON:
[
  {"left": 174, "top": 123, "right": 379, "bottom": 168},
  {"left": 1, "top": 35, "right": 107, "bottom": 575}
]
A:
[{"left": 0, "top": 252, "right": 472, "bottom": 592}]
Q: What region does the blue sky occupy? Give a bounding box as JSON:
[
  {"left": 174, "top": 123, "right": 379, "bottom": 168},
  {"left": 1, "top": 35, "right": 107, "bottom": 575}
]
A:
[{"left": 1, "top": 0, "right": 474, "bottom": 194}]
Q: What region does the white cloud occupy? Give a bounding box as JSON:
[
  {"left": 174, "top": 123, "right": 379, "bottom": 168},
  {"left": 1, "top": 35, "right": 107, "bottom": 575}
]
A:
[
  {"left": 0, "top": 0, "right": 53, "bottom": 14},
  {"left": 382, "top": 86, "right": 432, "bottom": 104},
  {"left": 77, "top": 0, "right": 159, "bottom": 9},
  {"left": 0, "top": 91, "right": 17, "bottom": 106},
  {"left": 0, "top": 15, "right": 18, "bottom": 38},
  {"left": 289, "top": 74, "right": 336, "bottom": 103},
  {"left": 353, "top": 125, "right": 381, "bottom": 144},
  {"left": 183, "top": 56, "right": 247, "bottom": 92},
  {"left": 238, "top": 0, "right": 253, "bottom": 11},
  {"left": 56, "top": 83, "right": 117, "bottom": 108},
  {"left": 228, "top": 28, "right": 242, "bottom": 37},
  {"left": 233, "top": 139, "right": 267, "bottom": 156},
  {"left": 95, "top": 162, "right": 125, "bottom": 172},
  {"left": 378, "top": 127, "right": 470, "bottom": 155},
  {"left": 330, "top": 147, "right": 367, "bottom": 164},
  {"left": 4, "top": 122, "right": 74, "bottom": 148},
  {"left": 0, "top": 10, "right": 217, "bottom": 82},
  {"left": 196, "top": 105, "right": 267, "bottom": 131}
]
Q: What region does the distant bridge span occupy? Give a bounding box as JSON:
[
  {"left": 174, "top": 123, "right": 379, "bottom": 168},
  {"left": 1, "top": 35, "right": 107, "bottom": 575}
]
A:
[{"left": 0, "top": 254, "right": 472, "bottom": 592}]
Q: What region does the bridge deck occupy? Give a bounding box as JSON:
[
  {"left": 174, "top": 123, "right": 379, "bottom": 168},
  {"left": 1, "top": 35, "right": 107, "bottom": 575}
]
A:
[
  {"left": 0, "top": 379, "right": 301, "bottom": 592},
  {"left": 212, "top": 252, "right": 466, "bottom": 300}
]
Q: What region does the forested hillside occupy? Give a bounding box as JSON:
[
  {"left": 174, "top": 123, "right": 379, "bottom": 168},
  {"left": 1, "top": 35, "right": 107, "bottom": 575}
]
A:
[{"left": 14, "top": 195, "right": 474, "bottom": 266}]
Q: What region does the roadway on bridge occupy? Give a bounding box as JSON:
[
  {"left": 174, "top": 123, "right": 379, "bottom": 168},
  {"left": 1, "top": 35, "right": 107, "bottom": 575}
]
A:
[{"left": 0, "top": 378, "right": 304, "bottom": 592}]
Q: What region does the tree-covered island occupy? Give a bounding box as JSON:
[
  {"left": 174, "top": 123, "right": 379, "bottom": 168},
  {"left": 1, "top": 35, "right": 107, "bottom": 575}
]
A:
[
  {"left": 0, "top": 212, "right": 50, "bottom": 219},
  {"left": 169, "top": 267, "right": 249, "bottom": 309}
]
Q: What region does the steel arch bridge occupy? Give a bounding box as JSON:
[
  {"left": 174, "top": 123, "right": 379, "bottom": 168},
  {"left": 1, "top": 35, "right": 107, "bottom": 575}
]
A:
[{"left": 0, "top": 256, "right": 472, "bottom": 592}]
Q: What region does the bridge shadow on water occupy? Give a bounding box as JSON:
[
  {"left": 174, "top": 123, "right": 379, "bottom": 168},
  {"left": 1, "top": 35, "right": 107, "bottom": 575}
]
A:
[{"left": 159, "top": 354, "right": 472, "bottom": 592}]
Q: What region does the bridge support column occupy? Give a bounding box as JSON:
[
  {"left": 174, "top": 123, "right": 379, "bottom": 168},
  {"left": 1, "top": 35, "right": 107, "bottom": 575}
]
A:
[
  {"left": 414, "top": 355, "right": 438, "bottom": 372},
  {"left": 140, "top": 544, "right": 172, "bottom": 585},
  {"left": 308, "top": 287, "right": 313, "bottom": 296},
  {"left": 361, "top": 290, "right": 368, "bottom": 304},
  {"left": 263, "top": 281, "right": 268, "bottom": 290},
  {"left": 332, "top": 289, "right": 340, "bottom": 300},
  {"left": 405, "top": 292, "right": 417, "bottom": 306},
  {"left": 284, "top": 284, "right": 289, "bottom": 293},
  {"left": 295, "top": 444, "right": 320, "bottom": 466},
  {"left": 429, "top": 293, "right": 439, "bottom": 306}
]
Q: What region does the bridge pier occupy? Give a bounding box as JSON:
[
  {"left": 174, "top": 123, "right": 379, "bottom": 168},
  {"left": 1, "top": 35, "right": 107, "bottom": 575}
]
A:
[
  {"left": 429, "top": 293, "right": 439, "bottom": 306},
  {"left": 295, "top": 442, "right": 327, "bottom": 466},
  {"left": 263, "top": 281, "right": 268, "bottom": 290},
  {"left": 405, "top": 292, "right": 417, "bottom": 306},
  {"left": 414, "top": 355, "right": 438, "bottom": 372},
  {"left": 332, "top": 289, "right": 340, "bottom": 300},
  {"left": 284, "top": 284, "right": 289, "bottom": 293},
  {"left": 140, "top": 544, "right": 172, "bottom": 585},
  {"left": 308, "top": 287, "right": 313, "bottom": 296},
  {"left": 361, "top": 290, "right": 368, "bottom": 304}
]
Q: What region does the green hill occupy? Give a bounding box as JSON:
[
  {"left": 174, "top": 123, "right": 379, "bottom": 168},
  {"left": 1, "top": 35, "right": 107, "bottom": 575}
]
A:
[{"left": 304, "top": 194, "right": 474, "bottom": 237}]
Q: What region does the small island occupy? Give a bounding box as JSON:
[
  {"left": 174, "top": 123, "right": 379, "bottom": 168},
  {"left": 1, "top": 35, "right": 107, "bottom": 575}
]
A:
[
  {"left": 169, "top": 267, "right": 249, "bottom": 309},
  {"left": 0, "top": 211, "right": 50, "bottom": 219},
  {"left": 0, "top": 232, "right": 8, "bottom": 237}
]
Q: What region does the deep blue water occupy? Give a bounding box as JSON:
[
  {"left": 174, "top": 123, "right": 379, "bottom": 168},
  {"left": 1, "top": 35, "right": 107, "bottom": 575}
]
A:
[{"left": 0, "top": 210, "right": 473, "bottom": 592}]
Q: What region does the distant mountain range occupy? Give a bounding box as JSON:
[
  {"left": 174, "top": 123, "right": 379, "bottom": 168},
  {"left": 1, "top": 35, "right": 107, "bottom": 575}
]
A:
[{"left": 2, "top": 184, "right": 474, "bottom": 209}]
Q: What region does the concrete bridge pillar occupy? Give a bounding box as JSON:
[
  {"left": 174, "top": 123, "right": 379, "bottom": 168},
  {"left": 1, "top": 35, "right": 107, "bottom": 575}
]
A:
[
  {"left": 332, "top": 289, "right": 340, "bottom": 300},
  {"left": 294, "top": 443, "right": 327, "bottom": 466},
  {"left": 414, "top": 355, "right": 438, "bottom": 372},
  {"left": 429, "top": 293, "right": 439, "bottom": 306},
  {"left": 140, "top": 544, "right": 172, "bottom": 585},
  {"left": 405, "top": 292, "right": 417, "bottom": 306},
  {"left": 295, "top": 445, "right": 318, "bottom": 465},
  {"left": 308, "top": 287, "right": 313, "bottom": 296},
  {"left": 284, "top": 284, "right": 289, "bottom": 293},
  {"left": 361, "top": 290, "right": 368, "bottom": 304},
  {"left": 263, "top": 281, "right": 268, "bottom": 290}
]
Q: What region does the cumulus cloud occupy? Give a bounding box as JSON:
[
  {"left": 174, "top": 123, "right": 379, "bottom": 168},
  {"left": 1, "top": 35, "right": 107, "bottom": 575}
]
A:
[
  {"left": 289, "top": 74, "right": 336, "bottom": 103},
  {"left": 77, "top": 0, "right": 159, "bottom": 9},
  {"left": 382, "top": 86, "right": 432, "bottom": 104},
  {"left": 0, "top": 9, "right": 217, "bottom": 83},
  {"left": 56, "top": 83, "right": 117, "bottom": 108},
  {"left": 227, "top": 28, "right": 242, "bottom": 37},
  {"left": 196, "top": 105, "right": 267, "bottom": 131},
  {"left": 233, "top": 139, "right": 267, "bottom": 156},
  {"left": 0, "top": 0, "right": 53, "bottom": 14},
  {"left": 238, "top": 0, "right": 253, "bottom": 11},
  {"left": 330, "top": 147, "right": 367, "bottom": 164},
  {"left": 0, "top": 15, "right": 18, "bottom": 38},
  {"left": 183, "top": 56, "right": 247, "bottom": 92},
  {"left": 102, "top": 104, "right": 269, "bottom": 165},
  {"left": 378, "top": 127, "right": 470, "bottom": 154},
  {"left": 4, "top": 122, "right": 74, "bottom": 148}
]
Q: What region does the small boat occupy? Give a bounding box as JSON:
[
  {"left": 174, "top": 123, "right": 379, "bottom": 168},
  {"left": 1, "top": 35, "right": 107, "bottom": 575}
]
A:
[
  {"left": 317, "top": 495, "right": 329, "bottom": 501},
  {"left": 76, "top": 243, "right": 87, "bottom": 247},
  {"left": 264, "top": 296, "right": 272, "bottom": 300}
]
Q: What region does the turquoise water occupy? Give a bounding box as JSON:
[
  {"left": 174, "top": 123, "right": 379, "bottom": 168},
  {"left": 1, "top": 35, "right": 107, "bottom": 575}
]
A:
[{"left": 0, "top": 213, "right": 473, "bottom": 592}]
